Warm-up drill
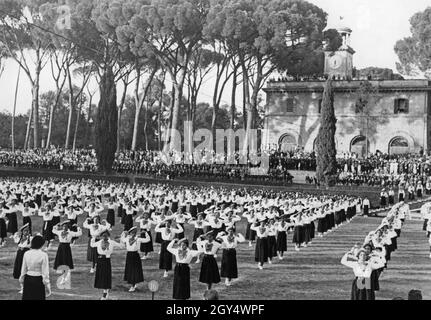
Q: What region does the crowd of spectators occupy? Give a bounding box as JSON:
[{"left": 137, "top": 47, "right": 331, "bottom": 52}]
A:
[{"left": 1, "top": 147, "right": 430, "bottom": 189}]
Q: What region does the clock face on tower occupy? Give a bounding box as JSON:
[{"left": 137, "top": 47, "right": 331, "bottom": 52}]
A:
[{"left": 329, "top": 55, "right": 342, "bottom": 70}]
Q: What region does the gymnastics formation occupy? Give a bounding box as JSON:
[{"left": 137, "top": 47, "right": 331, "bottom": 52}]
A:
[
  {"left": 0, "top": 177, "right": 362, "bottom": 300},
  {"left": 341, "top": 201, "right": 410, "bottom": 300}
]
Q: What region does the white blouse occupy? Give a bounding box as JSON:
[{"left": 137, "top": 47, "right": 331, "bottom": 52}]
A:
[
  {"left": 90, "top": 238, "right": 123, "bottom": 257},
  {"left": 341, "top": 253, "right": 385, "bottom": 277},
  {"left": 20, "top": 249, "right": 50, "bottom": 285},
  {"left": 52, "top": 228, "right": 82, "bottom": 243},
  {"left": 167, "top": 241, "right": 200, "bottom": 264},
  {"left": 120, "top": 233, "right": 150, "bottom": 252}
]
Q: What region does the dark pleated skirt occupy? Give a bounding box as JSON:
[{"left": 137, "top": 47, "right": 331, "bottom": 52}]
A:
[
  {"left": 117, "top": 205, "right": 123, "bottom": 218},
  {"left": 363, "top": 205, "right": 369, "bottom": 216},
  {"left": 23, "top": 216, "right": 32, "bottom": 234},
  {"left": 192, "top": 228, "right": 204, "bottom": 250},
  {"left": 317, "top": 218, "right": 326, "bottom": 233},
  {"left": 124, "top": 251, "right": 144, "bottom": 285},
  {"left": 173, "top": 263, "right": 190, "bottom": 300},
  {"left": 22, "top": 275, "right": 45, "bottom": 300},
  {"left": 423, "top": 219, "right": 428, "bottom": 231},
  {"left": 199, "top": 254, "right": 220, "bottom": 284},
  {"left": 245, "top": 223, "right": 256, "bottom": 241},
  {"left": 221, "top": 248, "right": 238, "bottom": 279},
  {"left": 418, "top": 189, "right": 423, "bottom": 198},
  {"left": 54, "top": 243, "right": 74, "bottom": 270},
  {"left": 159, "top": 240, "right": 172, "bottom": 271},
  {"left": 388, "top": 196, "right": 394, "bottom": 205},
  {"left": 255, "top": 237, "right": 269, "bottom": 264},
  {"left": 380, "top": 197, "right": 387, "bottom": 207},
  {"left": 0, "top": 218, "right": 7, "bottom": 238},
  {"left": 107, "top": 209, "right": 115, "bottom": 227},
  {"left": 7, "top": 212, "right": 18, "bottom": 234},
  {"left": 176, "top": 223, "right": 185, "bottom": 239},
  {"left": 52, "top": 216, "right": 60, "bottom": 226},
  {"left": 276, "top": 231, "right": 287, "bottom": 252},
  {"left": 399, "top": 193, "right": 404, "bottom": 202},
  {"left": 351, "top": 278, "right": 375, "bottom": 300},
  {"left": 124, "top": 215, "right": 133, "bottom": 231},
  {"left": 155, "top": 232, "right": 162, "bottom": 244},
  {"left": 94, "top": 256, "right": 112, "bottom": 289},
  {"left": 370, "top": 269, "right": 380, "bottom": 291},
  {"left": 87, "top": 239, "right": 98, "bottom": 264},
  {"left": 140, "top": 231, "right": 153, "bottom": 253},
  {"left": 13, "top": 248, "right": 29, "bottom": 279},
  {"left": 42, "top": 220, "right": 54, "bottom": 241},
  {"left": 292, "top": 226, "right": 304, "bottom": 244},
  {"left": 190, "top": 205, "right": 198, "bottom": 218},
  {"left": 267, "top": 235, "right": 277, "bottom": 258}
]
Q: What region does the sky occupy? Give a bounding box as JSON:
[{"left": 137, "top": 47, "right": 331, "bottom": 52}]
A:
[{"left": 0, "top": 0, "right": 430, "bottom": 116}]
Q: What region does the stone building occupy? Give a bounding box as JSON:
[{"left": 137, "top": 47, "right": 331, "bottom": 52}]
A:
[{"left": 263, "top": 24, "right": 431, "bottom": 157}]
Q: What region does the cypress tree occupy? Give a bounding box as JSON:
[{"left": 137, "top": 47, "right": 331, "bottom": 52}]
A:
[
  {"left": 95, "top": 67, "right": 117, "bottom": 174},
  {"left": 316, "top": 78, "right": 337, "bottom": 187}
]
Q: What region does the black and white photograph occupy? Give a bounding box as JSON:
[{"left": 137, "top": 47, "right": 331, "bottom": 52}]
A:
[{"left": 0, "top": 0, "right": 430, "bottom": 307}]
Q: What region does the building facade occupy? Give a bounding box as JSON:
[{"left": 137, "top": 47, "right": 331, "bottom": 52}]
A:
[{"left": 263, "top": 26, "right": 431, "bottom": 157}]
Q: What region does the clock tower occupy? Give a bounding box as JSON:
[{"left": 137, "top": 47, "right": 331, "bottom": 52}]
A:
[{"left": 324, "top": 21, "right": 355, "bottom": 79}]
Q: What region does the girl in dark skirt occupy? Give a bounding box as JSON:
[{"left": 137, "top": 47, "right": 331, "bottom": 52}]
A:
[
  {"left": 83, "top": 216, "right": 111, "bottom": 273},
  {"left": 120, "top": 227, "right": 150, "bottom": 292},
  {"left": 417, "top": 183, "right": 423, "bottom": 198},
  {"left": 189, "top": 214, "right": 209, "bottom": 262},
  {"left": 197, "top": 233, "right": 222, "bottom": 290},
  {"left": 38, "top": 204, "right": 55, "bottom": 250},
  {"left": 90, "top": 230, "right": 123, "bottom": 300},
  {"left": 251, "top": 222, "right": 269, "bottom": 269},
  {"left": 20, "top": 235, "right": 51, "bottom": 300},
  {"left": 52, "top": 221, "right": 82, "bottom": 273},
  {"left": 20, "top": 201, "right": 38, "bottom": 235},
  {"left": 292, "top": 214, "right": 305, "bottom": 251},
  {"left": 388, "top": 189, "right": 395, "bottom": 205},
  {"left": 167, "top": 238, "right": 200, "bottom": 300},
  {"left": 155, "top": 220, "right": 184, "bottom": 278},
  {"left": 341, "top": 249, "right": 385, "bottom": 301},
  {"left": 266, "top": 220, "right": 277, "bottom": 263},
  {"left": 398, "top": 188, "right": 405, "bottom": 202},
  {"left": 216, "top": 229, "right": 245, "bottom": 286},
  {"left": 363, "top": 198, "right": 370, "bottom": 217},
  {"left": 174, "top": 209, "right": 192, "bottom": 239},
  {"left": 6, "top": 200, "right": 19, "bottom": 236},
  {"left": 123, "top": 202, "right": 137, "bottom": 231},
  {"left": 13, "top": 224, "right": 32, "bottom": 293},
  {"left": 106, "top": 198, "right": 117, "bottom": 227},
  {"left": 275, "top": 219, "right": 290, "bottom": 259},
  {"left": 243, "top": 210, "right": 257, "bottom": 247},
  {"left": 136, "top": 213, "right": 156, "bottom": 259}
]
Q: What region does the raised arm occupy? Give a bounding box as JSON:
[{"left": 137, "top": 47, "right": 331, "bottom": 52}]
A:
[{"left": 341, "top": 252, "right": 356, "bottom": 269}]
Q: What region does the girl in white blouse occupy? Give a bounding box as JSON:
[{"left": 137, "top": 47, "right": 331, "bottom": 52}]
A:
[
  {"left": 155, "top": 220, "right": 184, "bottom": 278},
  {"left": 251, "top": 221, "right": 269, "bottom": 269},
  {"left": 90, "top": 230, "right": 123, "bottom": 300},
  {"left": 20, "top": 235, "right": 51, "bottom": 300},
  {"left": 52, "top": 221, "right": 82, "bottom": 274},
  {"left": 38, "top": 204, "right": 55, "bottom": 250},
  {"left": 18, "top": 201, "right": 38, "bottom": 235},
  {"left": 13, "top": 223, "right": 32, "bottom": 293},
  {"left": 341, "top": 249, "right": 385, "bottom": 300},
  {"left": 217, "top": 229, "right": 245, "bottom": 286},
  {"left": 167, "top": 238, "right": 200, "bottom": 300},
  {"left": 196, "top": 233, "right": 222, "bottom": 290},
  {"left": 120, "top": 227, "right": 150, "bottom": 292}
]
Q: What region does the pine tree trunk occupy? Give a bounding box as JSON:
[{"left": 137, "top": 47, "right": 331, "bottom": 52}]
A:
[
  {"left": 24, "top": 104, "right": 33, "bottom": 150},
  {"left": 65, "top": 67, "right": 74, "bottom": 149},
  {"left": 230, "top": 67, "right": 237, "bottom": 130},
  {"left": 95, "top": 67, "right": 117, "bottom": 174},
  {"left": 11, "top": 63, "right": 21, "bottom": 152}
]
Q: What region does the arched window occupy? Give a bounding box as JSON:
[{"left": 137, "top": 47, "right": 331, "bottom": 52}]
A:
[
  {"left": 350, "top": 136, "right": 369, "bottom": 158},
  {"left": 279, "top": 134, "right": 296, "bottom": 152},
  {"left": 389, "top": 137, "right": 409, "bottom": 155}
]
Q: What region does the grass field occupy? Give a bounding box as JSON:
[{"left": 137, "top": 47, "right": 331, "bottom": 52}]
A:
[{"left": 0, "top": 208, "right": 430, "bottom": 300}]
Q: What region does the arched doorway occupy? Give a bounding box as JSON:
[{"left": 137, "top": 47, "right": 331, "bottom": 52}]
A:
[
  {"left": 389, "top": 137, "right": 409, "bottom": 155},
  {"left": 350, "top": 136, "right": 369, "bottom": 158},
  {"left": 279, "top": 134, "right": 296, "bottom": 152}
]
